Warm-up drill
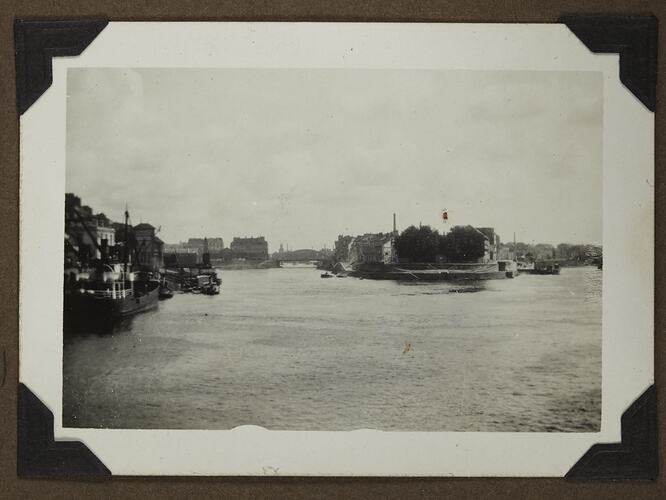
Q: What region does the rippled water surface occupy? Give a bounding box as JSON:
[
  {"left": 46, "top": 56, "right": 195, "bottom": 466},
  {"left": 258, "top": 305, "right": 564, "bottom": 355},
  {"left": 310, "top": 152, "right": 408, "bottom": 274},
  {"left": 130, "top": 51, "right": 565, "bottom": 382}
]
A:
[{"left": 63, "top": 267, "right": 601, "bottom": 431}]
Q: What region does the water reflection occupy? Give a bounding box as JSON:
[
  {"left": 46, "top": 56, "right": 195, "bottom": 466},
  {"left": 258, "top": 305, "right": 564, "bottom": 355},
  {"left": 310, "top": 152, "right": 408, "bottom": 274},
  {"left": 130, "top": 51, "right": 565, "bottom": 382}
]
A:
[{"left": 64, "top": 315, "right": 136, "bottom": 339}]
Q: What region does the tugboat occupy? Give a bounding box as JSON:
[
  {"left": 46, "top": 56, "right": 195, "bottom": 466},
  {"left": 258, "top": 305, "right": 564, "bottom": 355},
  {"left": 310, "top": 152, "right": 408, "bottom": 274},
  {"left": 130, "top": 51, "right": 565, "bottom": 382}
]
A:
[
  {"left": 320, "top": 272, "right": 333, "bottom": 278},
  {"left": 196, "top": 269, "right": 220, "bottom": 295},
  {"left": 194, "top": 273, "right": 220, "bottom": 295}
]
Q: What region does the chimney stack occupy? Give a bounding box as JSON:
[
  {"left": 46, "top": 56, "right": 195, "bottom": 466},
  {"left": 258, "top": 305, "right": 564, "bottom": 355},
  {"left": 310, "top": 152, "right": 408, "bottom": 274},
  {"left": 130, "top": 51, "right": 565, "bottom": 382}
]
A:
[{"left": 393, "top": 213, "right": 397, "bottom": 234}]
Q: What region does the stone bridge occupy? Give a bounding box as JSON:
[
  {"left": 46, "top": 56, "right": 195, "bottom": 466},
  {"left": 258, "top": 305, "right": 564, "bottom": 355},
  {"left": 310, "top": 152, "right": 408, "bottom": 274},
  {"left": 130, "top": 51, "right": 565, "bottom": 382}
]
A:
[{"left": 271, "top": 249, "right": 330, "bottom": 264}]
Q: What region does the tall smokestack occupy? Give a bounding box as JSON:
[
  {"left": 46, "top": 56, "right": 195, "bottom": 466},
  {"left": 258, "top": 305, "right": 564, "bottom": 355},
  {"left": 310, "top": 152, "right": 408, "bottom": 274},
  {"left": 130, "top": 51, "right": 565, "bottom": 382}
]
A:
[{"left": 393, "top": 213, "right": 396, "bottom": 234}]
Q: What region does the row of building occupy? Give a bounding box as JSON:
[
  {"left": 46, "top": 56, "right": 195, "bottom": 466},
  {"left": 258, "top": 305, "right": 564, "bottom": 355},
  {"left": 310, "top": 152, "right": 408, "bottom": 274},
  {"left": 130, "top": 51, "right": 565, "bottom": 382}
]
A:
[
  {"left": 335, "top": 226, "right": 502, "bottom": 265},
  {"left": 163, "top": 238, "right": 224, "bottom": 262},
  {"left": 164, "top": 236, "right": 270, "bottom": 266},
  {"left": 66, "top": 195, "right": 278, "bottom": 273},
  {"left": 65, "top": 193, "right": 165, "bottom": 271},
  {"left": 67, "top": 194, "right": 507, "bottom": 271},
  {"left": 66, "top": 194, "right": 272, "bottom": 270}
]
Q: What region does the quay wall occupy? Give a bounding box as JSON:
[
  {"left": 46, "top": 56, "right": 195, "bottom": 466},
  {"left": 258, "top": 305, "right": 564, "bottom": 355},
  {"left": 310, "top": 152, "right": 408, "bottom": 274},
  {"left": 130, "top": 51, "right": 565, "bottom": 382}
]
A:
[
  {"left": 350, "top": 261, "right": 508, "bottom": 281},
  {"left": 354, "top": 262, "right": 501, "bottom": 272}
]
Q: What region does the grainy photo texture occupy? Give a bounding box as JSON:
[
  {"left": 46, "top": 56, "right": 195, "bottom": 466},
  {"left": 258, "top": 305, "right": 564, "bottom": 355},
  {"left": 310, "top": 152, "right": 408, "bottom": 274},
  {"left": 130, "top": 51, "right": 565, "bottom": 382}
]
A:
[{"left": 63, "top": 68, "right": 602, "bottom": 431}]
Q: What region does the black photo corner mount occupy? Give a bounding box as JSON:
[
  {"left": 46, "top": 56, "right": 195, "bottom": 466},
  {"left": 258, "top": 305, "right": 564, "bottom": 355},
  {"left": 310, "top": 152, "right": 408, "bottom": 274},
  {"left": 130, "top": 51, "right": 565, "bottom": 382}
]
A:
[
  {"left": 18, "top": 383, "right": 111, "bottom": 478},
  {"left": 14, "top": 19, "right": 108, "bottom": 115},
  {"left": 560, "top": 15, "right": 657, "bottom": 112},
  {"left": 560, "top": 15, "right": 658, "bottom": 480},
  {"left": 566, "top": 385, "right": 657, "bottom": 480}
]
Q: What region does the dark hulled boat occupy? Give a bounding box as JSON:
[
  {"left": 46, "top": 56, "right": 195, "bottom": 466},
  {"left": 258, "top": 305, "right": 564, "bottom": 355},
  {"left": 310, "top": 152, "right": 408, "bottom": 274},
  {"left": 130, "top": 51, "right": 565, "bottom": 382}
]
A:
[
  {"left": 64, "top": 269, "right": 159, "bottom": 325},
  {"left": 64, "top": 205, "right": 160, "bottom": 327}
]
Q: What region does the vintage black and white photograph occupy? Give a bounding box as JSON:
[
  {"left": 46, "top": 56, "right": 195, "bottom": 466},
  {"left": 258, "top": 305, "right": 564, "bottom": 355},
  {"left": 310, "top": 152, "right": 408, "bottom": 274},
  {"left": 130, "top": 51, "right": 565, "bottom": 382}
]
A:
[
  {"left": 61, "top": 66, "right": 603, "bottom": 432},
  {"left": 16, "top": 21, "right": 654, "bottom": 476}
]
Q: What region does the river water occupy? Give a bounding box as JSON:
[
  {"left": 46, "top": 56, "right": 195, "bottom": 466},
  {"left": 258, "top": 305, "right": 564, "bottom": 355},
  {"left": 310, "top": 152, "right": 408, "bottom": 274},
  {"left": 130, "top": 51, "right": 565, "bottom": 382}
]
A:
[{"left": 63, "top": 266, "right": 601, "bottom": 431}]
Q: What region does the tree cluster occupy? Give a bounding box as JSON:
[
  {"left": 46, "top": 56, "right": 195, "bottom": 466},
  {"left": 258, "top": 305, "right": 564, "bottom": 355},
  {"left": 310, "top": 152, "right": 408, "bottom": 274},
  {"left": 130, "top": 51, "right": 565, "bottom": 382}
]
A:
[{"left": 394, "top": 225, "right": 487, "bottom": 263}]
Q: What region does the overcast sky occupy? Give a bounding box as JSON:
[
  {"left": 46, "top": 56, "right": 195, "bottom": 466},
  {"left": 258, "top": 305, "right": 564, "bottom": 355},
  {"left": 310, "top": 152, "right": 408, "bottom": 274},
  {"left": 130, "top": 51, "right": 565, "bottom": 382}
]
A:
[{"left": 66, "top": 68, "right": 602, "bottom": 251}]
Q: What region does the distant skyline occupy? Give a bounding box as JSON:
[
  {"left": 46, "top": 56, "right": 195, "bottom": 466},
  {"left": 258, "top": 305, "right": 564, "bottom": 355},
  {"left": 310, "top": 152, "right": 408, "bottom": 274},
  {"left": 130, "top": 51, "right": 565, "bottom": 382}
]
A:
[{"left": 66, "top": 68, "right": 602, "bottom": 252}]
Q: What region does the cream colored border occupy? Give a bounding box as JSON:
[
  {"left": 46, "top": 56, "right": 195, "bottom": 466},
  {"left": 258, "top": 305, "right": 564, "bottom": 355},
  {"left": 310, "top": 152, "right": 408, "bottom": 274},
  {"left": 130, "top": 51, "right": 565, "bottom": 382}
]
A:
[{"left": 19, "top": 22, "right": 654, "bottom": 476}]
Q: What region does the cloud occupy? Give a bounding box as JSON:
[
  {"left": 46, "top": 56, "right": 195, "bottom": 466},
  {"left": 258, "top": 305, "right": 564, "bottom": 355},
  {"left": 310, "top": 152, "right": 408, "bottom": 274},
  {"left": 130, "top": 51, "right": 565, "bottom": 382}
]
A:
[{"left": 66, "top": 69, "right": 602, "bottom": 249}]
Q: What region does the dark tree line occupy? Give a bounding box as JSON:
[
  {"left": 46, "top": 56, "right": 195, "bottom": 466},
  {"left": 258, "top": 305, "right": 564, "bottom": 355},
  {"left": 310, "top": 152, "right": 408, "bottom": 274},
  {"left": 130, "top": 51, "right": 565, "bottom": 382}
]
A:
[
  {"left": 395, "top": 225, "right": 486, "bottom": 263},
  {"left": 500, "top": 242, "right": 601, "bottom": 262}
]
